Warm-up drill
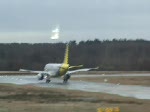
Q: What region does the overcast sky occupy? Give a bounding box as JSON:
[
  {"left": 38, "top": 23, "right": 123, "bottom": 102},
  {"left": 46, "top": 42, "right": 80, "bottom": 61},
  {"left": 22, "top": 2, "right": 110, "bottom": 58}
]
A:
[{"left": 0, "top": 0, "right": 150, "bottom": 43}]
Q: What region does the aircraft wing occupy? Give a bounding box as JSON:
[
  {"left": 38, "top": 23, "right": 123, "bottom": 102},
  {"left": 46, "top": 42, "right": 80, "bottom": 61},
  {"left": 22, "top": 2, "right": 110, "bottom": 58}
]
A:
[
  {"left": 19, "top": 69, "right": 45, "bottom": 74},
  {"left": 66, "top": 67, "right": 99, "bottom": 75}
]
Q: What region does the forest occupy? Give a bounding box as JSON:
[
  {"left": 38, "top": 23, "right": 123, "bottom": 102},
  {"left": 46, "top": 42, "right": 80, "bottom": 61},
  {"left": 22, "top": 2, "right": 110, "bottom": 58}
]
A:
[{"left": 0, "top": 39, "right": 150, "bottom": 71}]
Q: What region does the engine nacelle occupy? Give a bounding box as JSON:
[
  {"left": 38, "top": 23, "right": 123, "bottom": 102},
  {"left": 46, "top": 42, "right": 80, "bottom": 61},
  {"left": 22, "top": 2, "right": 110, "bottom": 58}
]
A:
[
  {"left": 63, "top": 74, "right": 71, "bottom": 83},
  {"left": 37, "top": 73, "right": 45, "bottom": 80}
]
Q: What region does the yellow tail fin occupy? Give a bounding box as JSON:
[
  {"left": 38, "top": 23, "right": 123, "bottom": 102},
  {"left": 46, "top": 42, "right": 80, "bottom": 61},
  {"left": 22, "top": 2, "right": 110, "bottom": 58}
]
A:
[{"left": 63, "top": 44, "right": 69, "bottom": 64}]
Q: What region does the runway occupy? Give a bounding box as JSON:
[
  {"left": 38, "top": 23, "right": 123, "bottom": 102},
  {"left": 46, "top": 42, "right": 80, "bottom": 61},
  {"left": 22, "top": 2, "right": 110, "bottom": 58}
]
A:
[{"left": 0, "top": 74, "right": 150, "bottom": 100}]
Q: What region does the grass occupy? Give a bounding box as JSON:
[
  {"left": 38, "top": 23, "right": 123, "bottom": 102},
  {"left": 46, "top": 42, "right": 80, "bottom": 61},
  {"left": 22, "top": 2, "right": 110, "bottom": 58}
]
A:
[{"left": 0, "top": 84, "right": 150, "bottom": 112}]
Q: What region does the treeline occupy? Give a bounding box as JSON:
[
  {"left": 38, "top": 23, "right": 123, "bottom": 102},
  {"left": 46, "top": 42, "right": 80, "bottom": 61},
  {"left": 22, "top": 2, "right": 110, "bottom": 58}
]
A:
[{"left": 0, "top": 39, "right": 150, "bottom": 71}]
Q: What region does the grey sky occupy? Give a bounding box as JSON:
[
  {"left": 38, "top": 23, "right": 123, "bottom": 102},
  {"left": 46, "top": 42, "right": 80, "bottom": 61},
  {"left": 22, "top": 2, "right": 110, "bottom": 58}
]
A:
[{"left": 0, "top": 0, "right": 150, "bottom": 43}]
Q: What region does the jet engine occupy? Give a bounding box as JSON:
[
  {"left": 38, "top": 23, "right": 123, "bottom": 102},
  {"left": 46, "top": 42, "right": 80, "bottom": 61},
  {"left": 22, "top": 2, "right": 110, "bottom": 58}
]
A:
[
  {"left": 37, "top": 73, "right": 45, "bottom": 80},
  {"left": 63, "top": 74, "right": 70, "bottom": 83}
]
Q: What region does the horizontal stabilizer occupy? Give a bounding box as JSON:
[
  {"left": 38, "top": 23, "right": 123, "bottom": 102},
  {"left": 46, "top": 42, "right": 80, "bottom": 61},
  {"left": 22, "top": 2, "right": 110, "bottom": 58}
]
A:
[{"left": 69, "top": 65, "right": 83, "bottom": 69}]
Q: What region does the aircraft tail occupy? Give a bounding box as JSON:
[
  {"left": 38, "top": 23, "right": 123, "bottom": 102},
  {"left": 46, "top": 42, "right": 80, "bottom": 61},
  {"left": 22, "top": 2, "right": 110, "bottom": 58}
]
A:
[{"left": 63, "top": 44, "right": 69, "bottom": 64}]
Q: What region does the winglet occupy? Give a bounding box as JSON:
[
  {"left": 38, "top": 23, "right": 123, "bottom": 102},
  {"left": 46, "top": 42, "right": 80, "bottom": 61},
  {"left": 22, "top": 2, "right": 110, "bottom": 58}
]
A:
[{"left": 63, "top": 44, "right": 69, "bottom": 64}]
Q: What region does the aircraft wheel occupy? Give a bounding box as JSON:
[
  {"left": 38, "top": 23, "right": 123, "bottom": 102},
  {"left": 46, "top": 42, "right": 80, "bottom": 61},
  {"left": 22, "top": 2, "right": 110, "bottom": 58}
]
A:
[
  {"left": 63, "top": 78, "right": 67, "bottom": 83},
  {"left": 63, "top": 74, "right": 70, "bottom": 83},
  {"left": 46, "top": 79, "right": 51, "bottom": 83},
  {"left": 63, "top": 79, "right": 67, "bottom": 83}
]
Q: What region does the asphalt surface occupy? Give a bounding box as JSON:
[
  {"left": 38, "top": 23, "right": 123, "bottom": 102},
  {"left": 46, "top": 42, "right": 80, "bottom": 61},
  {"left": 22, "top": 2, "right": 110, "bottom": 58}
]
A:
[{"left": 0, "top": 74, "right": 150, "bottom": 100}]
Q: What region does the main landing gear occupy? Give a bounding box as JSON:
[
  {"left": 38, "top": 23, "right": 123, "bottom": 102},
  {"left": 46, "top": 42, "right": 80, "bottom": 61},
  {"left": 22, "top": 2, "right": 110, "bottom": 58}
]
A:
[
  {"left": 63, "top": 74, "right": 70, "bottom": 83},
  {"left": 46, "top": 75, "right": 51, "bottom": 83}
]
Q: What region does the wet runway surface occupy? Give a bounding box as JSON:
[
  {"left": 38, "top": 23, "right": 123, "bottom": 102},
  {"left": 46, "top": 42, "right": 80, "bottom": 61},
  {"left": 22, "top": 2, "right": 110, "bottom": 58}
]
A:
[{"left": 0, "top": 75, "right": 150, "bottom": 100}]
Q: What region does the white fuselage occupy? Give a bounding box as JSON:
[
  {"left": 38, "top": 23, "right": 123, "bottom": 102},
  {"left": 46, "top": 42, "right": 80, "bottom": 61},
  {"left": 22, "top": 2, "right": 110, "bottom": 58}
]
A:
[
  {"left": 44, "top": 63, "right": 62, "bottom": 71},
  {"left": 43, "top": 63, "right": 69, "bottom": 77},
  {"left": 44, "top": 63, "right": 62, "bottom": 77}
]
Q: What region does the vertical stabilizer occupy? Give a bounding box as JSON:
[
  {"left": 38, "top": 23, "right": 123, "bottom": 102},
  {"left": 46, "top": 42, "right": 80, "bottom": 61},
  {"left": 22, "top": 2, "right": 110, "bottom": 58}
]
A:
[
  {"left": 51, "top": 26, "right": 60, "bottom": 40},
  {"left": 63, "top": 44, "right": 69, "bottom": 64}
]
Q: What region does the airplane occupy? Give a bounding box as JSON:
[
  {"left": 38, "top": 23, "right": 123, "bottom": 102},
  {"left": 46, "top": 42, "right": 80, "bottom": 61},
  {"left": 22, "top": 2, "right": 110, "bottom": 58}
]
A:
[{"left": 20, "top": 44, "right": 98, "bottom": 83}]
